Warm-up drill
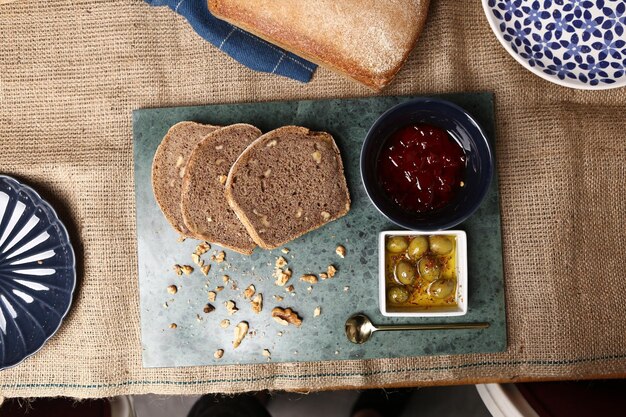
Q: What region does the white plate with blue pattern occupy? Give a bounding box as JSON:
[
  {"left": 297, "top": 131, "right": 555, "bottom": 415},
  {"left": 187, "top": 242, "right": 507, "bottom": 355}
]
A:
[
  {"left": 0, "top": 175, "right": 76, "bottom": 370},
  {"left": 483, "top": 0, "right": 626, "bottom": 89}
]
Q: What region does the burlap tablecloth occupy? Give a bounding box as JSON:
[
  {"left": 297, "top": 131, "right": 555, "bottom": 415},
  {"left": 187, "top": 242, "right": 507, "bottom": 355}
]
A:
[{"left": 0, "top": 0, "right": 625, "bottom": 398}]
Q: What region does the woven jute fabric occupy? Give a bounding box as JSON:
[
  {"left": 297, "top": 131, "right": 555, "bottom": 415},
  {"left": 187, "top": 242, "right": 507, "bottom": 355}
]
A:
[{"left": 0, "top": 0, "right": 625, "bottom": 398}]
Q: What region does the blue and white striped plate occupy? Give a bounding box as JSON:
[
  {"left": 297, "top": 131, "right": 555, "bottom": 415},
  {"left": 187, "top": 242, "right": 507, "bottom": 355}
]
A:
[{"left": 0, "top": 175, "right": 76, "bottom": 370}]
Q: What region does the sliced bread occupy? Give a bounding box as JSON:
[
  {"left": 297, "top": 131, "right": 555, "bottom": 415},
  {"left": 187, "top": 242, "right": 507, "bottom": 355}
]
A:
[
  {"left": 181, "top": 123, "right": 261, "bottom": 255},
  {"left": 225, "top": 126, "right": 351, "bottom": 249},
  {"left": 152, "top": 121, "right": 220, "bottom": 237}
]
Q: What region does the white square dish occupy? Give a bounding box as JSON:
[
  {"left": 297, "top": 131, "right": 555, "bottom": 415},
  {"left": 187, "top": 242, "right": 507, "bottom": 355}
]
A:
[{"left": 379, "top": 230, "right": 467, "bottom": 317}]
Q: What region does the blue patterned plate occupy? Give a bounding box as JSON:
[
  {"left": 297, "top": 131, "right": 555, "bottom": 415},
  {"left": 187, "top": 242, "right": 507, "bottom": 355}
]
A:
[
  {"left": 483, "top": 0, "right": 626, "bottom": 89},
  {"left": 0, "top": 175, "right": 76, "bottom": 370}
]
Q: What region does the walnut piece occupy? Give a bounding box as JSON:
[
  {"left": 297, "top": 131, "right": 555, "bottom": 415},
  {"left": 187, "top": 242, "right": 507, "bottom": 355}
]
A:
[
  {"left": 201, "top": 265, "right": 211, "bottom": 276},
  {"left": 233, "top": 321, "right": 249, "bottom": 348},
  {"left": 336, "top": 245, "right": 346, "bottom": 258},
  {"left": 262, "top": 349, "right": 271, "bottom": 358},
  {"left": 169, "top": 323, "right": 177, "bottom": 329},
  {"left": 285, "top": 285, "right": 294, "bottom": 293},
  {"left": 207, "top": 291, "right": 216, "bottom": 302},
  {"left": 251, "top": 293, "right": 263, "bottom": 314},
  {"left": 173, "top": 264, "right": 183, "bottom": 276},
  {"left": 181, "top": 265, "right": 194, "bottom": 275},
  {"left": 321, "top": 211, "right": 331, "bottom": 220},
  {"left": 243, "top": 284, "right": 256, "bottom": 299},
  {"left": 175, "top": 154, "right": 185, "bottom": 167},
  {"left": 203, "top": 304, "right": 215, "bottom": 314},
  {"left": 281, "top": 248, "right": 290, "bottom": 254},
  {"left": 300, "top": 274, "right": 318, "bottom": 284},
  {"left": 218, "top": 174, "right": 228, "bottom": 185},
  {"left": 274, "top": 268, "right": 292, "bottom": 286},
  {"left": 214, "top": 349, "right": 224, "bottom": 359},
  {"left": 222, "top": 275, "right": 230, "bottom": 283},
  {"left": 271, "top": 307, "right": 302, "bottom": 327},
  {"left": 225, "top": 300, "right": 238, "bottom": 315},
  {"left": 320, "top": 272, "right": 328, "bottom": 280},
  {"left": 266, "top": 139, "right": 277, "bottom": 147},
  {"left": 191, "top": 253, "right": 203, "bottom": 267},
  {"left": 214, "top": 251, "right": 225, "bottom": 263},
  {"left": 215, "top": 286, "right": 224, "bottom": 292},
  {"left": 311, "top": 150, "right": 322, "bottom": 164},
  {"left": 167, "top": 285, "right": 178, "bottom": 295},
  {"left": 327, "top": 265, "right": 337, "bottom": 278},
  {"left": 195, "top": 242, "right": 211, "bottom": 255},
  {"left": 275, "top": 256, "right": 288, "bottom": 269}
]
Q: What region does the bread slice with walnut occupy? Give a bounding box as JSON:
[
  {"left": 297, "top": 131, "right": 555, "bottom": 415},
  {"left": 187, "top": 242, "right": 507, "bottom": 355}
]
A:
[
  {"left": 181, "top": 124, "right": 261, "bottom": 255},
  {"left": 225, "top": 126, "right": 351, "bottom": 249},
  {"left": 152, "top": 121, "right": 220, "bottom": 237}
]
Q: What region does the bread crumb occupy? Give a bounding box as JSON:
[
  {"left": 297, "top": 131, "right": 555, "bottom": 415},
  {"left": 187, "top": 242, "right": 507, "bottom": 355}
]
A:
[
  {"left": 320, "top": 272, "right": 328, "bottom": 280},
  {"left": 192, "top": 253, "right": 204, "bottom": 267},
  {"left": 177, "top": 235, "right": 186, "bottom": 243},
  {"left": 181, "top": 265, "right": 194, "bottom": 275},
  {"left": 233, "top": 321, "right": 248, "bottom": 348},
  {"left": 307, "top": 286, "right": 313, "bottom": 292},
  {"left": 201, "top": 265, "right": 211, "bottom": 276},
  {"left": 214, "top": 349, "right": 224, "bottom": 359},
  {"left": 277, "top": 331, "right": 283, "bottom": 337},
  {"left": 173, "top": 264, "right": 183, "bottom": 276},
  {"left": 167, "top": 285, "right": 178, "bottom": 295},
  {"left": 262, "top": 349, "right": 271, "bottom": 358},
  {"left": 203, "top": 304, "right": 215, "bottom": 314},
  {"left": 220, "top": 319, "right": 230, "bottom": 328},
  {"left": 285, "top": 285, "right": 294, "bottom": 292},
  {"left": 273, "top": 295, "right": 284, "bottom": 302},
  {"left": 314, "top": 306, "right": 321, "bottom": 317},
  {"left": 169, "top": 323, "right": 177, "bottom": 329},
  {"left": 216, "top": 286, "right": 224, "bottom": 292},
  {"left": 336, "top": 245, "right": 346, "bottom": 258},
  {"left": 300, "top": 274, "right": 318, "bottom": 284},
  {"left": 196, "top": 314, "right": 203, "bottom": 322},
  {"left": 195, "top": 242, "right": 211, "bottom": 255},
  {"left": 343, "top": 286, "right": 350, "bottom": 292},
  {"left": 222, "top": 275, "right": 230, "bottom": 283},
  {"left": 281, "top": 248, "right": 290, "bottom": 254},
  {"left": 208, "top": 291, "right": 216, "bottom": 302}
]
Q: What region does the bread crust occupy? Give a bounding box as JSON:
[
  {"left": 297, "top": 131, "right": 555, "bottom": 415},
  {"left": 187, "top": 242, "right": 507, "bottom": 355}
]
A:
[
  {"left": 225, "top": 126, "right": 351, "bottom": 249},
  {"left": 208, "top": 0, "right": 431, "bottom": 90}
]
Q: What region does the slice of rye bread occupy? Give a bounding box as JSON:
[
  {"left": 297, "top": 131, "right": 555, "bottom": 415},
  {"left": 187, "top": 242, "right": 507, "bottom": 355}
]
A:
[
  {"left": 225, "top": 126, "right": 351, "bottom": 249},
  {"left": 152, "top": 121, "right": 220, "bottom": 237},
  {"left": 181, "top": 123, "right": 261, "bottom": 255}
]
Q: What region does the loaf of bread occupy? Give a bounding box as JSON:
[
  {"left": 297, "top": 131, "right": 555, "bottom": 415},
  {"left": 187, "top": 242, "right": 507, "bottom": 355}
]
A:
[
  {"left": 152, "top": 121, "right": 220, "bottom": 237},
  {"left": 181, "top": 124, "right": 261, "bottom": 255},
  {"left": 225, "top": 126, "right": 351, "bottom": 249},
  {"left": 208, "top": 0, "right": 430, "bottom": 90}
]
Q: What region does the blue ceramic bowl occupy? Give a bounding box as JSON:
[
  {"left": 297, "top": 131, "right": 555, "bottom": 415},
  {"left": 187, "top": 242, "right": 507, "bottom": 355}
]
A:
[{"left": 360, "top": 98, "right": 493, "bottom": 231}]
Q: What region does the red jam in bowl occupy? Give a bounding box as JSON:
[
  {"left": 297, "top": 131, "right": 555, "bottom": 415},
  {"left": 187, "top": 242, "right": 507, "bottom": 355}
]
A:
[{"left": 377, "top": 124, "right": 466, "bottom": 213}]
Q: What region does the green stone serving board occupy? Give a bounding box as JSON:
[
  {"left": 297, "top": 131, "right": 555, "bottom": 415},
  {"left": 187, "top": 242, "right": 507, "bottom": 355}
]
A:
[{"left": 133, "top": 93, "right": 506, "bottom": 368}]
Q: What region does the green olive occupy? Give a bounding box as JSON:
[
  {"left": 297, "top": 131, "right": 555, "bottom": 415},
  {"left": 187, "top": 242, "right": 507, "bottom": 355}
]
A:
[
  {"left": 387, "top": 286, "right": 410, "bottom": 304},
  {"left": 428, "top": 279, "right": 455, "bottom": 299},
  {"left": 407, "top": 236, "right": 429, "bottom": 259},
  {"left": 386, "top": 236, "right": 409, "bottom": 253},
  {"left": 394, "top": 260, "right": 416, "bottom": 285},
  {"left": 429, "top": 235, "right": 453, "bottom": 255},
  {"left": 418, "top": 256, "right": 441, "bottom": 282}
]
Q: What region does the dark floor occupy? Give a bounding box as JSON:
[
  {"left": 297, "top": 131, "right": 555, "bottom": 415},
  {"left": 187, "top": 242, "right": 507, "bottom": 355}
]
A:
[{"left": 132, "top": 385, "right": 492, "bottom": 417}]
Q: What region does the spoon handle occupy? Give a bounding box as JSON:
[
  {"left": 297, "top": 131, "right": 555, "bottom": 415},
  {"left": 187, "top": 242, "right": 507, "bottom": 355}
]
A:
[{"left": 375, "top": 322, "right": 490, "bottom": 332}]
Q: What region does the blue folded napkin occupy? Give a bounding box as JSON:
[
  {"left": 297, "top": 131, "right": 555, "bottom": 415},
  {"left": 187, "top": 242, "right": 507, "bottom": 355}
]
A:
[{"left": 145, "top": 0, "right": 317, "bottom": 82}]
